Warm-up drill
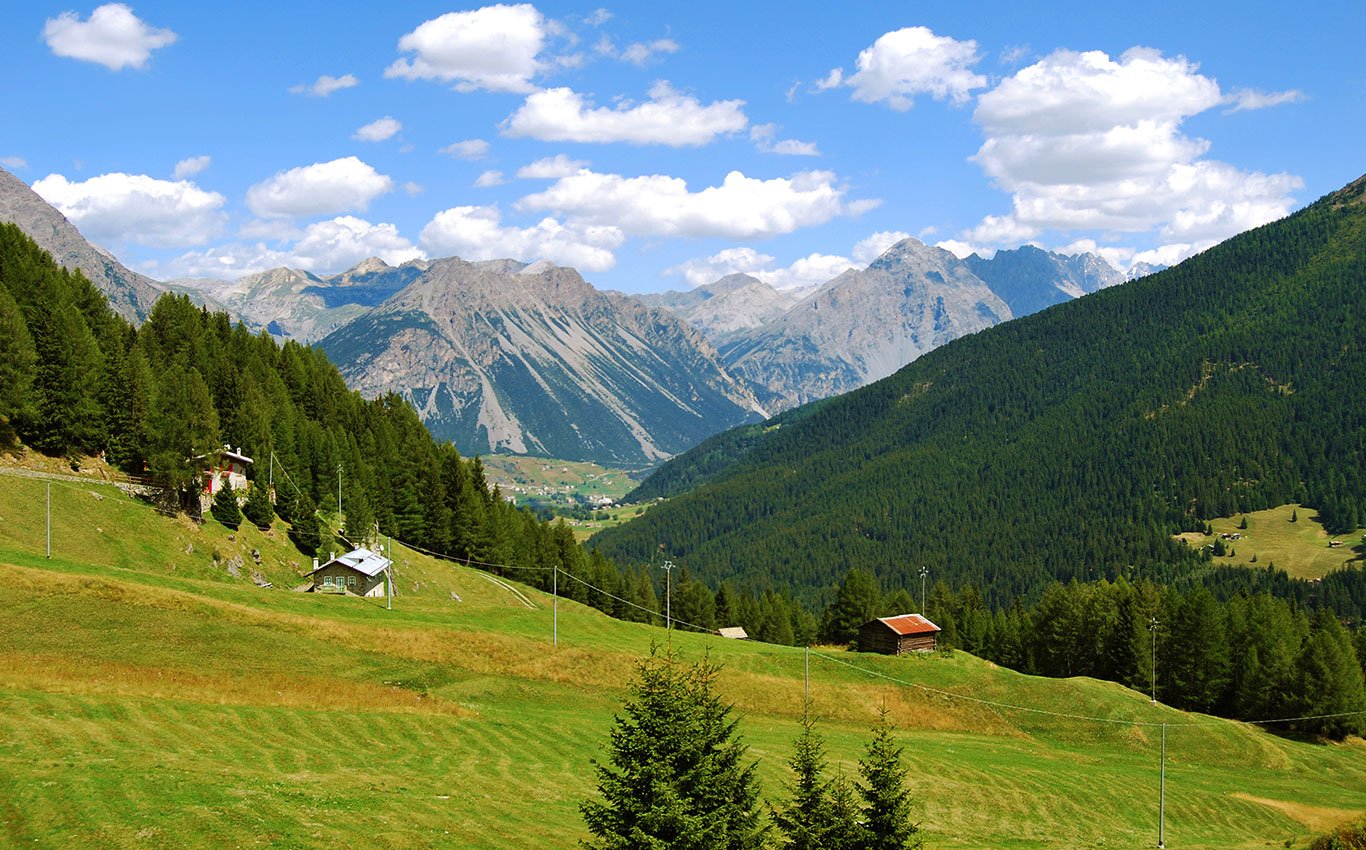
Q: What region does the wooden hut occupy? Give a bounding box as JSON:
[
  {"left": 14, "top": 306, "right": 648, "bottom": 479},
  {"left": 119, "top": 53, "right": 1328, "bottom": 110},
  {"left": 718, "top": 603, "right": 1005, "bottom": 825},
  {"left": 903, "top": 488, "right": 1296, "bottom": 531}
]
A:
[
  {"left": 714, "top": 626, "right": 749, "bottom": 640},
  {"left": 307, "top": 547, "right": 392, "bottom": 597},
  {"left": 857, "top": 614, "right": 941, "bottom": 655}
]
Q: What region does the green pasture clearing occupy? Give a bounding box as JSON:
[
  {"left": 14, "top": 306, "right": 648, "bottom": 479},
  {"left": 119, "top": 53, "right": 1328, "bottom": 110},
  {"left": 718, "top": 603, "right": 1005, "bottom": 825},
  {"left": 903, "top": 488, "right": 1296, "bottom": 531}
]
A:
[
  {"left": 1, "top": 473, "right": 1364, "bottom": 849},
  {"left": 481, "top": 454, "right": 645, "bottom": 505},
  {"left": 1175, "top": 503, "right": 1365, "bottom": 579}
]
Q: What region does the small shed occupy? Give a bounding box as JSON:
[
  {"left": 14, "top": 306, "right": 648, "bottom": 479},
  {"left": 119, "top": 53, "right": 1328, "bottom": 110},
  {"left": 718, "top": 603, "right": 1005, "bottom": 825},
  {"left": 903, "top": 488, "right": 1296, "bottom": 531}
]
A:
[
  {"left": 307, "top": 547, "right": 392, "bottom": 597},
  {"left": 857, "top": 614, "right": 941, "bottom": 655},
  {"left": 715, "top": 626, "right": 749, "bottom": 640}
]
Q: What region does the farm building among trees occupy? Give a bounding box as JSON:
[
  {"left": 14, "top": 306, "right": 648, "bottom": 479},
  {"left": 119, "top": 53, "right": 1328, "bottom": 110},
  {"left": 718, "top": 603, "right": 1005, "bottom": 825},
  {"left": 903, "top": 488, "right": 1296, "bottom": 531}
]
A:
[
  {"left": 307, "top": 547, "right": 392, "bottom": 597},
  {"left": 858, "top": 614, "right": 942, "bottom": 654}
]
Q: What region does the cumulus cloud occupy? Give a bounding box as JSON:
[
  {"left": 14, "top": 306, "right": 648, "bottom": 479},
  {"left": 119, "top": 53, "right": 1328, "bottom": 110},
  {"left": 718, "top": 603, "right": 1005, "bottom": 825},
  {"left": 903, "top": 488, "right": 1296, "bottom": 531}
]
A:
[
  {"left": 750, "top": 124, "right": 820, "bottom": 156},
  {"left": 163, "top": 216, "right": 425, "bottom": 279},
  {"left": 666, "top": 229, "right": 908, "bottom": 290},
  {"left": 516, "top": 154, "right": 588, "bottom": 179},
  {"left": 933, "top": 239, "right": 981, "bottom": 259},
  {"left": 43, "top": 3, "right": 176, "bottom": 71},
  {"left": 246, "top": 156, "right": 394, "bottom": 218},
  {"left": 821, "top": 26, "right": 986, "bottom": 110},
  {"left": 474, "top": 170, "right": 507, "bottom": 187},
  {"left": 584, "top": 8, "right": 612, "bottom": 27},
  {"left": 33, "top": 171, "right": 225, "bottom": 247},
  {"left": 518, "top": 168, "right": 866, "bottom": 239},
  {"left": 173, "top": 155, "right": 211, "bottom": 179},
  {"left": 439, "top": 139, "right": 491, "bottom": 160},
  {"left": 385, "top": 4, "right": 549, "bottom": 93},
  {"left": 963, "top": 47, "right": 1302, "bottom": 263},
  {"left": 621, "top": 38, "right": 679, "bottom": 66},
  {"left": 852, "top": 230, "right": 911, "bottom": 264},
  {"left": 354, "top": 116, "right": 402, "bottom": 142},
  {"left": 501, "top": 81, "right": 747, "bottom": 146},
  {"left": 1223, "top": 87, "right": 1305, "bottom": 113},
  {"left": 420, "top": 205, "right": 624, "bottom": 271},
  {"left": 290, "top": 73, "right": 359, "bottom": 97}
]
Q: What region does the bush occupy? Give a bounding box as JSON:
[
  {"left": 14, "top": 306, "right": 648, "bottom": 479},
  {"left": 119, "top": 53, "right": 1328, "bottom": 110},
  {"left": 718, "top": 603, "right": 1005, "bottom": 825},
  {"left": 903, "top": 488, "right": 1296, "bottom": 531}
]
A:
[{"left": 1308, "top": 817, "right": 1366, "bottom": 850}]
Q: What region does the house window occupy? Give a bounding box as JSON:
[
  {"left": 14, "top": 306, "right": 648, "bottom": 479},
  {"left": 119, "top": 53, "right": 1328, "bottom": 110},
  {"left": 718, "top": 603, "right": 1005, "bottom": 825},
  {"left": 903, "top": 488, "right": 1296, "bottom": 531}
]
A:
[
  {"left": 346, "top": 575, "right": 357, "bottom": 588},
  {"left": 323, "top": 575, "right": 333, "bottom": 587}
]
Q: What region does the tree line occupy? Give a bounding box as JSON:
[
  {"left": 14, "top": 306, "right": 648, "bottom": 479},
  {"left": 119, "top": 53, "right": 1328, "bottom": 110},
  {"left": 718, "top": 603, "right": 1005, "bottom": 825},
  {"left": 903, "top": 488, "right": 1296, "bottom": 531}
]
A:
[{"left": 819, "top": 567, "right": 1366, "bottom": 740}]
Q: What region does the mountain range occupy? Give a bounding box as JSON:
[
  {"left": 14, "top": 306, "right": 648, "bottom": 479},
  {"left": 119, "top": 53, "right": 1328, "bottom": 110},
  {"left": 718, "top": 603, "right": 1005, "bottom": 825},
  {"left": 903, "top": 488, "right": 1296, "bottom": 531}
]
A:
[
  {"left": 589, "top": 175, "right": 1366, "bottom": 606},
  {"left": 0, "top": 164, "right": 1163, "bottom": 466}
]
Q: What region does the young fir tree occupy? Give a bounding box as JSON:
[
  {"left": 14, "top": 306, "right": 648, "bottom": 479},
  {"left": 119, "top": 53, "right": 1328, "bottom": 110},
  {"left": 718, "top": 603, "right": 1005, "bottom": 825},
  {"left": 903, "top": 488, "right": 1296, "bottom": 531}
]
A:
[
  {"left": 857, "top": 709, "right": 921, "bottom": 850},
  {"left": 242, "top": 480, "right": 274, "bottom": 531},
  {"left": 290, "top": 492, "right": 322, "bottom": 556},
  {"left": 772, "top": 713, "right": 862, "bottom": 850},
  {"left": 210, "top": 478, "right": 242, "bottom": 528},
  {"left": 580, "top": 646, "right": 766, "bottom": 850}
]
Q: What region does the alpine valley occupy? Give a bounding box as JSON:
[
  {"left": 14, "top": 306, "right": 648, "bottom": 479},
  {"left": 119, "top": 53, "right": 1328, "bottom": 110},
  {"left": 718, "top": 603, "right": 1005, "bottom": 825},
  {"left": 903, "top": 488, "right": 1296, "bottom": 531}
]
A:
[{"left": 0, "top": 164, "right": 1167, "bottom": 466}]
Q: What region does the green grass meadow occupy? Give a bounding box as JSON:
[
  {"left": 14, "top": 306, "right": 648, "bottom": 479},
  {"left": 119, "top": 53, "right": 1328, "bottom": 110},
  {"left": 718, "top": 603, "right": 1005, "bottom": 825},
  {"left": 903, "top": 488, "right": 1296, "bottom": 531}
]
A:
[
  {"left": 1, "top": 472, "right": 1364, "bottom": 848},
  {"left": 1176, "top": 503, "right": 1365, "bottom": 579}
]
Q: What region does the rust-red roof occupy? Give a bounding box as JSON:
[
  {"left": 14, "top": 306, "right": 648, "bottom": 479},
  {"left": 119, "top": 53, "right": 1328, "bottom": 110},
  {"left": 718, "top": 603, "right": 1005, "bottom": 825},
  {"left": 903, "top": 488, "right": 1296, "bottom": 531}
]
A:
[{"left": 876, "top": 614, "right": 941, "bottom": 636}]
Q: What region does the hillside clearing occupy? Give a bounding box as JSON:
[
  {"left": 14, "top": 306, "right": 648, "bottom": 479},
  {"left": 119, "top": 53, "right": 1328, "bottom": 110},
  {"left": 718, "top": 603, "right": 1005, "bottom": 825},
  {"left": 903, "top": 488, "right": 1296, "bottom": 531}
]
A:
[{"left": 1175, "top": 504, "right": 1365, "bottom": 579}]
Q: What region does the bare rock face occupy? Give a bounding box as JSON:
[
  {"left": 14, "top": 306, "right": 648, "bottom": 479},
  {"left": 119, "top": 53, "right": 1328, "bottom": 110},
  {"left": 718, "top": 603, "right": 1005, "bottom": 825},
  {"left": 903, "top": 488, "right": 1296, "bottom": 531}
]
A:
[
  {"left": 0, "top": 166, "right": 163, "bottom": 322},
  {"left": 318, "top": 258, "right": 766, "bottom": 466},
  {"left": 719, "top": 239, "right": 1011, "bottom": 412},
  {"left": 966, "top": 245, "right": 1125, "bottom": 317},
  {"left": 636, "top": 274, "right": 797, "bottom": 343}
]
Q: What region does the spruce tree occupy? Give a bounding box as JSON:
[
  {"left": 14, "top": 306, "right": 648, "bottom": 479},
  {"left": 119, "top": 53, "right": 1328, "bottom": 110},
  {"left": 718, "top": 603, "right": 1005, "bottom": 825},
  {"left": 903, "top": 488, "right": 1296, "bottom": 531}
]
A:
[
  {"left": 772, "top": 714, "right": 863, "bottom": 850},
  {"left": 857, "top": 709, "right": 920, "bottom": 850},
  {"left": 291, "top": 492, "right": 322, "bottom": 556},
  {"left": 1292, "top": 611, "right": 1366, "bottom": 740},
  {"left": 821, "top": 569, "right": 882, "bottom": 645},
  {"left": 0, "top": 284, "right": 35, "bottom": 442},
  {"left": 242, "top": 480, "right": 274, "bottom": 530},
  {"left": 210, "top": 478, "right": 242, "bottom": 528},
  {"left": 581, "top": 647, "right": 766, "bottom": 850}
]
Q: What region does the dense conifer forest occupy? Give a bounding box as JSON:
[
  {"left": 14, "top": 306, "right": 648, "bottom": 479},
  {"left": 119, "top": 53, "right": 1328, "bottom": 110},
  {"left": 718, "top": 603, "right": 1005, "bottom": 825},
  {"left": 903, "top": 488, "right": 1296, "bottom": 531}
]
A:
[{"left": 592, "top": 178, "right": 1366, "bottom": 614}]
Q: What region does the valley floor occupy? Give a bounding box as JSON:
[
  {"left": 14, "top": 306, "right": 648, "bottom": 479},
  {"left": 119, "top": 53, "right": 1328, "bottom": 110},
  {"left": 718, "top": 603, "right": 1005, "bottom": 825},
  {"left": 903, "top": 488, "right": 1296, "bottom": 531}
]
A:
[{"left": 1, "top": 472, "right": 1364, "bottom": 849}]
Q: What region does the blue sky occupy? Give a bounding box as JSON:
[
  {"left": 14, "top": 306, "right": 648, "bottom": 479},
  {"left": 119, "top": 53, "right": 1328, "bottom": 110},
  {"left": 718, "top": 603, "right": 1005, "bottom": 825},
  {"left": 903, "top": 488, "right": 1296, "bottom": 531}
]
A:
[{"left": 3, "top": 1, "right": 1362, "bottom": 293}]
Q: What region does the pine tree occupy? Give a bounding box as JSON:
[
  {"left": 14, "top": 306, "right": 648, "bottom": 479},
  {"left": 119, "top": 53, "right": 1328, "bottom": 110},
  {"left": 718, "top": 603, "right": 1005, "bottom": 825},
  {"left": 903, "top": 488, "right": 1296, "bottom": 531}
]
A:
[
  {"left": 242, "top": 480, "right": 274, "bottom": 530},
  {"left": 857, "top": 709, "right": 920, "bottom": 850},
  {"left": 580, "top": 647, "right": 766, "bottom": 850},
  {"left": 0, "top": 284, "right": 35, "bottom": 442},
  {"left": 1292, "top": 611, "right": 1366, "bottom": 740},
  {"left": 291, "top": 492, "right": 322, "bottom": 556},
  {"left": 772, "top": 715, "right": 860, "bottom": 850},
  {"left": 821, "top": 569, "right": 882, "bottom": 645},
  {"left": 210, "top": 478, "right": 242, "bottom": 528}
]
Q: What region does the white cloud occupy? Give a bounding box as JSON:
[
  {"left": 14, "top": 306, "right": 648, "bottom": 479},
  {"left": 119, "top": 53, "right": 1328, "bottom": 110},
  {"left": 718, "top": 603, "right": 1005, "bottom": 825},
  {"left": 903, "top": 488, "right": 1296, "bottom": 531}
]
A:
[
  {"left": 516, "top": 154, "right": 588, "bottom": 179},
  {"left": 246, "top": 156, "right": 394, "bottom": 218},
  {"left": 2, "top": 156, "right": 29, "bottom": 170},
  {"left": 420, "top": 205, "right": 624, "bottom": 271},
  {"left": 852, "top": 230, "right": 911, "bottom": 264},
  {"left": 964, "top": 47, "right": 1302, "bottom": 252},
  {"left": 934, "top": 239, "right": 981, "bottom": 259},
  {"left": 33, "top": 172, "right": 225, "bottom": 247},
  {"left": 666, "top": 230, "right": 906, "bottom": 289},
  {"left": 290, "top": 73, "right": 359, "bottom": 97},
  {"left": 385, "top": 4, "right": 548, "bottom": 93},
  {"left": 621, "top": 38, "right": 679, "bottom": 66},
  {"left": 173, "top": 155, "right": 211, "bottom": 179},
  {"left": 750, "top": 124, "right": 820, "bottom": 156},
  {"left": 1223, "top": 87, "right": 1305, "bottom": 113},
  {"left": 1000, "top": 45, "right": 1030, "bottom": 67},
  {"left": 501, "top": 81, "right": 747, "bottom": 146},
  {"left": 403, "top": 181, "right": 424, "bottom": 196},
  {"left": 585, "top": 8, "right": 612, "bottom": 27},
  {"left": 354, "top": 116, "right": 402, "bottom": 142},
  {"left": 518, "top": 168, "right": 865, "bottom": 239},
  {"left": 823, "top": 26, "right": 986, "bottom": 110},
  {"left": 164, "top": 216, "right": 425, "bottom": 279},
  {"left": 439, "top": 139, "right": 491, "bottom": 160},
  {"left": 474, "top": 170, "right": 507, "bottom": 187},
  {"left": 43, "top": 3, "right": 176, "bottom": 71}
]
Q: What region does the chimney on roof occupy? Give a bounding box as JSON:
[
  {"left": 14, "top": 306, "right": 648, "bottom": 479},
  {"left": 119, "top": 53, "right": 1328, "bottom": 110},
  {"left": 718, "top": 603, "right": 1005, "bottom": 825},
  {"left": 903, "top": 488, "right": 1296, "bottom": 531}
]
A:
[{"left": 312, "top": 557, "right": 318, "bottom": 571}]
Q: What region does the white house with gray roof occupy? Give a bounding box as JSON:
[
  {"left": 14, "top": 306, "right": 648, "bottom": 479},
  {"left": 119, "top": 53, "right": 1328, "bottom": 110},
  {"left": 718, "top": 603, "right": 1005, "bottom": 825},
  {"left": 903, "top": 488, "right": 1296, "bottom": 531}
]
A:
[{"left": 307, "top": 547, "right": 391, "bottom": 597}]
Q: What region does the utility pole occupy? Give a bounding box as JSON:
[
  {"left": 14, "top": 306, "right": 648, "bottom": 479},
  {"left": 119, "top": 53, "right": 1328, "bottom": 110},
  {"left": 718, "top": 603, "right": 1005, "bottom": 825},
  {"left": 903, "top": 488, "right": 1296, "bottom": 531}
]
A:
[
  {"left": 336, "top": 464, "right": 343, "bottom": 519},
  {"left": 553, "top": 565, "right": 559, "bottom": 648},
  {"left": 919, "top": 566, "right": 929, "bottom": 615},
  {"left": 661, "top": 559, "right": 675, "bottom": 631},
  {"left": 804, "top": 646, "right": 810, "bottom": 723},
  {"left": 1150, "top": 617, "right": 1159, "bottom": 704},
  {"left": 46, "top": 480, "right": 51, "bottom": 559},
  {"left": 1158, "top": 722, "right": 1166, "bottom": 848}
]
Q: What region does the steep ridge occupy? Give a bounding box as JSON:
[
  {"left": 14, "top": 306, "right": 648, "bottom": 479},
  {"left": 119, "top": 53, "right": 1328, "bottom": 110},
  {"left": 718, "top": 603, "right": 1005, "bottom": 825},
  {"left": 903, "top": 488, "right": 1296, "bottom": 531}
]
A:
[
  {"left": 0, "top": 166, "right": 162, "bottom": 322},
  {"left": 318, "top": 258, "right": 765, "bottom": 465},
  {"left": 718, "top": 238, "right": 1011, "bottom": 412},
  {"left": 592, "top": 175, "right": 1366, "bottom": 604},
  {"left": 636, "top": 274, "right": 796, "bottom": 343}
]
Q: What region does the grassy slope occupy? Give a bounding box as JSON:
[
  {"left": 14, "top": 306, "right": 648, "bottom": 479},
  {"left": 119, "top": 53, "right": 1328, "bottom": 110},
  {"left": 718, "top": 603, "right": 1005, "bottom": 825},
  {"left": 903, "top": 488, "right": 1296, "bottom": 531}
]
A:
[
  {"left": 1176, "top": 503, "right": 1366, "bottom": 579},
  {"left": 1, "top": 475, "right": 1364, "bottom": 849}
]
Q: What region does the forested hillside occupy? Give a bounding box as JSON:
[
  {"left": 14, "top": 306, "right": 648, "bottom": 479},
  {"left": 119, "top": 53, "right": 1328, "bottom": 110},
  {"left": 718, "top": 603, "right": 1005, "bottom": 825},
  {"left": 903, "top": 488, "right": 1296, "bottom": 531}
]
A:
[
  {"left": 0, "top": 224, "right": 634, "bottom": 606},
  {"left": 593, "top": 176, "right": 1366, "bottom": 608}
]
